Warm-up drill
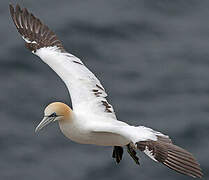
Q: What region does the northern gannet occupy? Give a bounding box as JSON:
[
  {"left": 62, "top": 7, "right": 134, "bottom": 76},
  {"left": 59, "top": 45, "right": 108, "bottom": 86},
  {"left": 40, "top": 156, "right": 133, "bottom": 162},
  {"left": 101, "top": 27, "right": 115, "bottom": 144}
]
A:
[{"left": 9, "top": 4, "right": 203, "bottom": 178}]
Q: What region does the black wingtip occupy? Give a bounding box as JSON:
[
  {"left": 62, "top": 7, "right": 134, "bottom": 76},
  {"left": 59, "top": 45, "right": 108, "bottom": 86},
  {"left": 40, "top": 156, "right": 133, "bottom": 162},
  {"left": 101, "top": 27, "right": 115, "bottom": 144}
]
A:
[
  {"left": 15, "top": 4, "right": 21, "bottom": 11},
  {"left": 9, "top": 4, "right": 14, "bottom": 16},
  {"left": 9, "top": 3, "right": 13, "bottom": 8},
  {"left": 137, "top": 139, "right": 203, "bottom": 178},
  {"left": 9, "top": 3, "right": 65, "bottom": 52}
]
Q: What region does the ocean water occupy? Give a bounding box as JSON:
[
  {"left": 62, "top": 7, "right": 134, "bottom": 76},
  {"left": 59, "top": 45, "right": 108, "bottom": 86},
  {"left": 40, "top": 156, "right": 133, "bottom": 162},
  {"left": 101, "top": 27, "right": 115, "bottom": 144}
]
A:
[{"left": 1, "top": 0, "right": 209, "bottom": 180}]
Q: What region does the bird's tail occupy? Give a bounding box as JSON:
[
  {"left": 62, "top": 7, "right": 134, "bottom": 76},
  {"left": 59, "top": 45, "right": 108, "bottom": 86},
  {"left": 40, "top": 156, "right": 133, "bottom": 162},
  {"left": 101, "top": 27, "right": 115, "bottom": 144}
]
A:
[{"left": 136, "top": 134, "right": 203, "bottom": 178}]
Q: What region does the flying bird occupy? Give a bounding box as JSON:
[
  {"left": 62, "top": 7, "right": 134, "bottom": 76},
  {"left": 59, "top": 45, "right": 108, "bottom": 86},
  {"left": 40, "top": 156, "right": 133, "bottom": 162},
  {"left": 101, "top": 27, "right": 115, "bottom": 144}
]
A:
[{"left": 9, "top": 4, "right": 203, "bottom": 178}]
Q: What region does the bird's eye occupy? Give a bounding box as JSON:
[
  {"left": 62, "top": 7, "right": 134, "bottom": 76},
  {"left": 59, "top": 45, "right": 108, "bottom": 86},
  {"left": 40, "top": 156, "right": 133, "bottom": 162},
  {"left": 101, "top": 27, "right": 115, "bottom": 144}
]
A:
[{"left": 48, "top": 112, "right": 57, "bottom": 118}]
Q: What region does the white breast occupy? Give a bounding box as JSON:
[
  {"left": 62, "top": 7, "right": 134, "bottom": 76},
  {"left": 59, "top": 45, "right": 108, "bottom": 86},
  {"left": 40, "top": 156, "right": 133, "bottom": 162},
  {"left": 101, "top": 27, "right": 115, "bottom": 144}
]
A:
[{"left": 58, "top": 114, "right": 129, "bottom": 146}]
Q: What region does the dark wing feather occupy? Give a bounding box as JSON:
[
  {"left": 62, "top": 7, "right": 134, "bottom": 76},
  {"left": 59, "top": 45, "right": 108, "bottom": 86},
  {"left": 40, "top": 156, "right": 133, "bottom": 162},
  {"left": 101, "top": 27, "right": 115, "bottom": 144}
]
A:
[
  {"left": 137, "top": 136, "right": 203, "bottom": 178},
  {"left": 9, "top": 4, "right": 65, "bottom": 52}
]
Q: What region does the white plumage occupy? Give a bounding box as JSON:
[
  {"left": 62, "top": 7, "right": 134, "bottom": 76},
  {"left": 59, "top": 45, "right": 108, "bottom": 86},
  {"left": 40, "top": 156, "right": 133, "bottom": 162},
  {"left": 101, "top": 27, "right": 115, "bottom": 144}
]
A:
[
  {"left": 9, "top": 4, "right": 203, "bottom": 178},
  {"left": 37, "top": 47, "right": 114, "bottom": 118},
  {"left": 36, "top": 44, "right": 161, "bottom": 146}
]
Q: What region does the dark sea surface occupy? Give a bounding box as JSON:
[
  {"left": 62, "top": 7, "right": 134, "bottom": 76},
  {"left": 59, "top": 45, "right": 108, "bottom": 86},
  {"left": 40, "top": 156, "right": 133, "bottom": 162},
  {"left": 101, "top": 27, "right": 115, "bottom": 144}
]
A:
[{"left": 1, "top": 0, "right": 209, "bottom": 180}]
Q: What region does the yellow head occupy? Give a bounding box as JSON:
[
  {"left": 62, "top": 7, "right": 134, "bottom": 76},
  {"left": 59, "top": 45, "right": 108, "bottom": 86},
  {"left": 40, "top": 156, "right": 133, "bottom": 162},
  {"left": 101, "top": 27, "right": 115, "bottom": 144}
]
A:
[{"left": 35, "top": 102, "right": 73, "bottom": 132}]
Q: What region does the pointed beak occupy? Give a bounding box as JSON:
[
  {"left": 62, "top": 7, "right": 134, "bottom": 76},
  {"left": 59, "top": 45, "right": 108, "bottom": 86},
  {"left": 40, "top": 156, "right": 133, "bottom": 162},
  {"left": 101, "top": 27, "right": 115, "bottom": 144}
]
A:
[{"left": 35, "top": 116, "right": 56, "bottom": 133}]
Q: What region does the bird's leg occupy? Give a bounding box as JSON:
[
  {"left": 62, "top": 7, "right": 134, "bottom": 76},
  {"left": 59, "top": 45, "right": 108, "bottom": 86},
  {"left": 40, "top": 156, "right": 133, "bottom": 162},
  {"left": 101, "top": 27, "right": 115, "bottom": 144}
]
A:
[
  {"left": 126, "top": 143, "right": 140, "bottom": 165},
  {"left": 112, "top": 146, "right": 123, "bottom": 164}
]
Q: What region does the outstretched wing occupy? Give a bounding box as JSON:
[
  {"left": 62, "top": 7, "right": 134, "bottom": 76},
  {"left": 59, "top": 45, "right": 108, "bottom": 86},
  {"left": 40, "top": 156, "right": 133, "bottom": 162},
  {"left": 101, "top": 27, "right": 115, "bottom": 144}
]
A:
[
  {"left": 9, "top": 4, "right": 65, "bottom": 53},
  {"left": 9, "top": 4, "right": 116, "bottom": 119},
  {"left": 92, "top": 122, "right": 203, "bottom": 178},
  {"left": 137, "top": 136, "right": 203, "bottom": 178}
]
